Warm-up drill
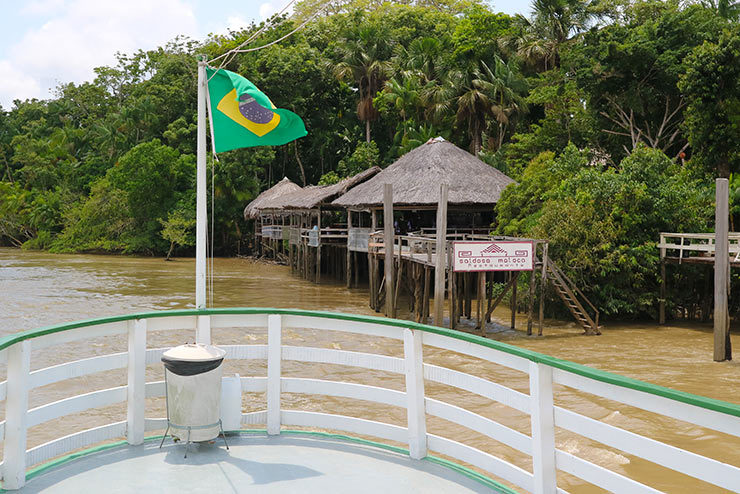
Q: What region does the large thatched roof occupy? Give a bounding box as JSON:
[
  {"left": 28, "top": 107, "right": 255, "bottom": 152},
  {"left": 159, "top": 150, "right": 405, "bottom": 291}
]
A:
[
  {"left": 332, "top": 137, "right": 515, "bottom": 208},
  {"left": 272, "top": 166, "right": 381, "bottom": 210},
  {"left": 243, "top": 177, "right": 302, "bottom": 219}
]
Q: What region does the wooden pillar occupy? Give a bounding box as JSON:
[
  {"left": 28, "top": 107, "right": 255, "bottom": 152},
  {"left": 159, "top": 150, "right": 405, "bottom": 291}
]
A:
[
  {"left": 393, "top": 235, "right": 403, "bottom": 317},
  {"left": 465, "top": 273, "right": 472, "bottom": 319},
  {"left": 539, "top": 243, "right": 548, "bottom": 336},
  {"left": 433, "top": 185, "right": 448, "bottom": 326},
  {"left": 316, "top": 209, "right": 322, "bottom": 284},
  {"left": 714, "top": 178, "right": 732, "bottom": 361},
  {"left": 370, "top": 209, "right": 379, "bottom": 311},
  {"left": 422, "top": 266, "right": 430, "bottom": 324},
  {"left": 527, "top": 269, "right": 536, "bottom": 336},
  {"left": 660, "top": 259, "right": 666, "bottom": 324},
  {"left": 289, "top": 215, "right": 294, "bottom": 272},
  {"left": 448, "top": 247, "right": 456, "bottom": 329},
  {"left": 384, "top": 185, "right": 394, "bottom": 318},
  {"left": 476, "top": 272, "right": 485, "bottom": 330},
  {"left": 347, "top": 210, "right": 353, "bottom": 288},
  {"left": 511, "top": 271, "right": 517, "bottom": 329}
]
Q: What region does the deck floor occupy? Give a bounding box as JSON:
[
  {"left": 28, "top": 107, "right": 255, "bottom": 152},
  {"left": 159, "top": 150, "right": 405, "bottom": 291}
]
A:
[{"left": 24, "top": 433, "right": 497, "bottom": 493}]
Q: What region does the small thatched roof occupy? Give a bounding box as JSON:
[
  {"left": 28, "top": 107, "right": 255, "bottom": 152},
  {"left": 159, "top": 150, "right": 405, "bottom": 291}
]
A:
[
  {"left": 243, "top": 177, "right": 302, "bottom": 219},
  {"left": 273, "top": 166, "right": 381, "bottom": 210},
  {"left": 332, "top": 137, "right": 515, "bottom": 209}
]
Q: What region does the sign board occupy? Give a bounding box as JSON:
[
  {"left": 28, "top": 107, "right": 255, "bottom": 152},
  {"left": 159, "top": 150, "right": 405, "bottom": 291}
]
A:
[{"left": 453, "top": 241, "right": 534, "bottom": 272}]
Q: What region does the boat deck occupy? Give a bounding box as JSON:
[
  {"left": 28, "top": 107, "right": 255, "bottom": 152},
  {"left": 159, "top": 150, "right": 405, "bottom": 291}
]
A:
[{"left": 21, "top": 432, "right": 501, "bottom": 493}]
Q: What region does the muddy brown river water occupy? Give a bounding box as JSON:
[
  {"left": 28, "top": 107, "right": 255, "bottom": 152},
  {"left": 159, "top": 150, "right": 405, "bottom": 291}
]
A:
[{"left": 0, "top": 248, "right": 738, "bottom": 492}]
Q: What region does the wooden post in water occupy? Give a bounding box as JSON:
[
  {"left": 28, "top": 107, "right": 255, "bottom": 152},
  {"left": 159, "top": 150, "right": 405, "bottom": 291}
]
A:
[
  {"left": 714, "top": 178, "right": 732, "bottom": 361},
  {"left": 660, "top": 234, "right": 666, "bottom": 325},
  {"left": 346, "top": 210, "right": 353, "bottom": 288},
  {"left": 528, "top": 268, "right": 536, "bottom": 336},
  {"left": 370, "top": 209, "right": 379, "bottom": 311},
  {"left": 384, "top": 184, "right": 394, "bottom": 318},
  {"left": 423, "top": 266, "right": 430, "bottom": 323},
  {"left": 433, "top": 184, "right": 448, "bottom": 326},
  {"left": 476, "top": 272, "right": 485, "bottom": 330},
  {"left": 511, "top": 271, "right": 517, "bottom": 329},
  {"left": 316, "top": 209, "right": 322, "bottom": 284},
  {"left": 448, "top": 246, "right": 456, "bottom": 329},
  {"left": 539, "top": 243, "right": 548, "bottom": 336}
]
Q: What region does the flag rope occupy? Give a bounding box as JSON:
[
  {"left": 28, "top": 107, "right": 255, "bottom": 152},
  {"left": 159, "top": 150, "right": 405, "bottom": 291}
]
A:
[{"left": 206, "top": 0, "right": 326, "bottom": 82}]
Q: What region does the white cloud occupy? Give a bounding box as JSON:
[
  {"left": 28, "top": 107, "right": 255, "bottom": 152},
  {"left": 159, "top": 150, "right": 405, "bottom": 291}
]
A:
[
  {"left": 259, "top": 2, "right": 279, "bottom": 20},
  {"left": 0, "top": 0, "right": 198, "bottom": 107},
  {"left": 0, "top": 60, "right": 41, "bottom": 108},
  {"left": 225, "top": 15, "right": 251, "bottom": 32}
]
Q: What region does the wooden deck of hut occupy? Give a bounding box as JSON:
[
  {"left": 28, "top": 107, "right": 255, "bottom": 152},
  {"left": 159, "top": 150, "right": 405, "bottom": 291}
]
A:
[
  {"left": 244, "top": 177, "right": 302, "bottom": 258},
  {"left": 261, "top": 167, "right": 381, "bottom": 283},
  {"left": 245, "top": 138, "right": 600, "bottom": 336},
  {"left": 332, "top": 138, "right": 600, "bottom": 336}
]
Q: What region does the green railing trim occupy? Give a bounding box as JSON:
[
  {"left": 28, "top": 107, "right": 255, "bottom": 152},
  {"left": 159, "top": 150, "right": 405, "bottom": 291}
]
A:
[
  {"left": 7, "top": 430, "right": 517, "bottom": 494},
  {"left": 1, "top": 307, "right": 739, "bottom": 419}
]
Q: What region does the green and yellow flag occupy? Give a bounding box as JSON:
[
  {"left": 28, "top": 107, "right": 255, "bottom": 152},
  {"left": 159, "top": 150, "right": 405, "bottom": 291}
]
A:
[{"left": 206, "top": 67, "right": 307, "bottom": 152}]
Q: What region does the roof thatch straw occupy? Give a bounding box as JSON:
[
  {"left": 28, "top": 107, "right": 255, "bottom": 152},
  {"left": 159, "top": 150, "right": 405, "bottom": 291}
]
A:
[
  {"left": 243, "top": 177, "right": 302, "bottom": 219},
  {"left": 332, "top": 137, "right": 515, "bottom": 209},
  {"left": 272, "top": 166, "right": 381, "bottom": 210}
]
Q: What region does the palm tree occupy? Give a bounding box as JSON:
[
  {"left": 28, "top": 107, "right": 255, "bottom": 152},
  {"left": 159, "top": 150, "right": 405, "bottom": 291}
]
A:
[
  {"left": 334, "top": 25, "right": 393, "bottom": 143},
  {"left": 702, "top": 0, "right": 740, "bottom": 20},
  {"left": 448, "top": 63, "right": 495, "bottom": 155},
  {"left": 506, "top": 0, "right": 593, "bottom": 71},
  {"left": 486, "top": 57, "right": 527, "bottom": 150},
  {"left": 381, "top": 76, "right": 421, "bottom": 123}
]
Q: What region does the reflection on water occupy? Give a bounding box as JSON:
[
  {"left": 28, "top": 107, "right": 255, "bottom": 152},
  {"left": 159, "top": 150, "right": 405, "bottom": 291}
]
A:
[{"left": 1, "top": 248, "right": 738, "bottom": 493}]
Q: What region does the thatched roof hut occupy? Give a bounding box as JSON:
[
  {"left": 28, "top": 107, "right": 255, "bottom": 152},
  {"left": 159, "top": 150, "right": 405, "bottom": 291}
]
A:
[
  {"left": 243, "top": 177, "right": 302, "bottom": 219},
  {"left": 273, "top": 166, "right": 381, "bottom": 211},
  {"left": 332, "top": 137, "right": 514, "bottom": 209}
]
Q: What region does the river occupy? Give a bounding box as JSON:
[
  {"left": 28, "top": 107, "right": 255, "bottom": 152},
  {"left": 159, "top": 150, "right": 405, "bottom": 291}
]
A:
[{"left": 1, "top": 248, "right": 738, "bottom": 493}]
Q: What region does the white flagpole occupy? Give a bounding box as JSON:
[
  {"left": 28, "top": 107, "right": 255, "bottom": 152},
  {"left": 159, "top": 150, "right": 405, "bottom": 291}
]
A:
[{"left": 196, "top": 55, "right": 207, "bottom": 309}]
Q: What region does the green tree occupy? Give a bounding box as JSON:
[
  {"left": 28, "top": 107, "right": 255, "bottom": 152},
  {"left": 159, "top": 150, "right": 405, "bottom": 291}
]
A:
[
  {"left": 160, "top": 201, "right": 196, "bottom": 260},
  {"left": 333, "top": 21, "right": 393, "bottom": 143},
  {"left": 679, "top": 26, "right": 740, "bottom": 178}
]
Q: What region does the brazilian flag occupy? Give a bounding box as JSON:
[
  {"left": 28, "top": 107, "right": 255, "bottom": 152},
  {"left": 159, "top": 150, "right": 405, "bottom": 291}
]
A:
[{"left": 206, "top": 67, "right": 307, "bottom": 152}]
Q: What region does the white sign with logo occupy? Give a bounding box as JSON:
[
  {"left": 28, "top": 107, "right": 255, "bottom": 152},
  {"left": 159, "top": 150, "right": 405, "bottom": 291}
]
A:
[{"left": 453, "top": 241, "right": 534, "bottom": 272}]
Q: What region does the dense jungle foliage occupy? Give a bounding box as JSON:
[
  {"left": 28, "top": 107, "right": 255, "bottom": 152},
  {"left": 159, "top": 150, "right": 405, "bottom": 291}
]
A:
[{"left": 1, "top": 0, "right": 739, "bottom": 319}]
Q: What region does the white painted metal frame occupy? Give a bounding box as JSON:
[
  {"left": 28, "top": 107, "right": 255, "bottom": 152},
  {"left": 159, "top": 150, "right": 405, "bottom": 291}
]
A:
[{"left": 0, "top": 311, "right": 739, "bottom": 493}]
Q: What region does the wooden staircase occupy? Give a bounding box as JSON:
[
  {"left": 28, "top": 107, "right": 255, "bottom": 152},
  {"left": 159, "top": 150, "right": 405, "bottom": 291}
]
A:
[{"left": 547, "top": 261, "right": 600, "bottom": 335}]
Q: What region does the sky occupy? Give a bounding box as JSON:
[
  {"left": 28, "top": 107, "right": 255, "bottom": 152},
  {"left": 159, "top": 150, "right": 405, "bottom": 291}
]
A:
[{"left": 0, "top": 0, "right": 529, "bottom": 109}]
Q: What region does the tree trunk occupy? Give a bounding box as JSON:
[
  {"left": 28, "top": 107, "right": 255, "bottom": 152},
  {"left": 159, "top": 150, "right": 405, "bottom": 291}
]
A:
[
  {"left": 365, "top": 119, "right": 371, "bottom": 143},
  {"left": 165, "top": 241, "right": 174, "bottom": 261},
  {"left": 294, "top": 141, "right": 307, "bottom": 186}
]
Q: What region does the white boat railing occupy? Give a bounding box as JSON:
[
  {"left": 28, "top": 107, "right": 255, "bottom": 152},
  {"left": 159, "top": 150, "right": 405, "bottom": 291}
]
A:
[{"left": 0, "top": 308, "right": 739, "bottom": 492}]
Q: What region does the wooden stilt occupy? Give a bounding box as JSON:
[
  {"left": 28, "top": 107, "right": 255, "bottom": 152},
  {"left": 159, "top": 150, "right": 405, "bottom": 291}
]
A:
[
  {"left": 448, "top": 249, "right": 456, "bottom": 329},
  {"left": 539, "top": 244, "right": 548, "bottom": 336},
  {"left": 476, "top": 272, "right": 485, "bottom": 330},
  {"left": 346, "top": 211, "right": 353, "bottom": 288},
  {"left": 527, "top": 270, "right": 536, "bottom": 336},
  {"left": 714, "top": 178, "right": 732, "bottom": 361},
  {"left": 659, "top": 258, "right": 666, "bottom": 325},
  {"left": 316, "top": 210, "right": 322, "bottom": 284},
  {"left": 484, "top": 272, "right": 520, "bottom": 322},
  {"left": 394, "top": 259, "right": 403, "bottom": 318},
  {"left": 384, "top": 185, "right": 394, "bottom": 318},
  {"left": 422, "top": 266, "right": 430, "bottom": 324},
  {"left": 433, "top": 184, "right": 448, "bottom": 326},
  {"left": 511, "top": 271, "right": 518, "bottom": 329},
  {"left": 465, "top": 273, "right": 472, "bottom": 319}
]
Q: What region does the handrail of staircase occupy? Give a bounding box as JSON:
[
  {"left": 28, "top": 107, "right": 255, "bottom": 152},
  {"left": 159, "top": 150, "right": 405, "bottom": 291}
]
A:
[
  {"left": 548, "top": 261, "right": 598, "bottom": 332},
  {"left": 550, "top": 261, "right": 600, "bottom": 330}
]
